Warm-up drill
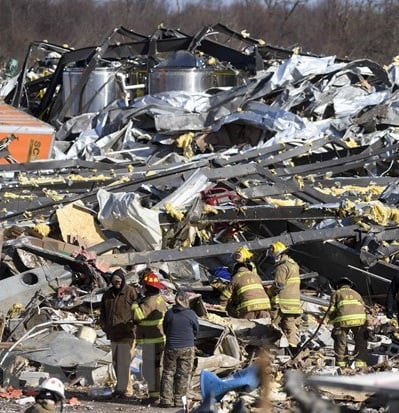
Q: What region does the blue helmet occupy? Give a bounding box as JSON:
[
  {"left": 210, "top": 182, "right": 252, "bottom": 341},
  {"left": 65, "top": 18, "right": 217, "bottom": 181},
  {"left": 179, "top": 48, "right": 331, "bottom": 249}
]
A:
[{"left": 211, "top": 266, "right": 232, "bottom": 282}]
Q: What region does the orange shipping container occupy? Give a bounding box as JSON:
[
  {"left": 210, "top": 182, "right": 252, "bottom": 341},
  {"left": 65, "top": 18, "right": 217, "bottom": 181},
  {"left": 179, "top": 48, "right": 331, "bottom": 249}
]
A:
[{"left": 0, "top": 103, "right": 54, "bottom": 164}]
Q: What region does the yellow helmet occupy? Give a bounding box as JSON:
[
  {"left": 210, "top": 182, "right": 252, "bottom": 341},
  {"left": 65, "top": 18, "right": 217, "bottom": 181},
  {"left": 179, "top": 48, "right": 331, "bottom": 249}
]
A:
[
  {"left": 270, "top": 241, "right": 287, "bottom": 256},
  {"left": 232, "top": 247, "right": 253, "bottom": 262}
]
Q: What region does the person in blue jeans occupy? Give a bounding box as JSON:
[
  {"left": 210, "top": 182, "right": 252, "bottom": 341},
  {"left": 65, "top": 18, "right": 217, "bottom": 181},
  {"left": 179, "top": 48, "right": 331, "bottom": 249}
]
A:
[{"left": 159, "top": 291, "right": 199, "bottom": 408}]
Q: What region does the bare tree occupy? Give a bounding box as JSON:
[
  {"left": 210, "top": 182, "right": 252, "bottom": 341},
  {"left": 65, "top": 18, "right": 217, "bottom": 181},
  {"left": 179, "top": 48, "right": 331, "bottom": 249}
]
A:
[{"left": 0, "top": 0, "right": 398, "bottom": 66}]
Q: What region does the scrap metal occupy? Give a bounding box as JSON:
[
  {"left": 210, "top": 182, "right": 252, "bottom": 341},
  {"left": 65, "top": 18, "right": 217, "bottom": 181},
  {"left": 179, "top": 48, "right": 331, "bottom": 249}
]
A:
[{"left": 1, "top": 21, "right": 399, "bottom": 412}]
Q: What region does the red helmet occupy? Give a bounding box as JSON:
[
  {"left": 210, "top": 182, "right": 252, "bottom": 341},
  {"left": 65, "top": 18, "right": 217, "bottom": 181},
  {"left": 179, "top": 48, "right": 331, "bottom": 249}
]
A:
[{"left": 142, "top": 272, "right": 165, "bottom": 289}]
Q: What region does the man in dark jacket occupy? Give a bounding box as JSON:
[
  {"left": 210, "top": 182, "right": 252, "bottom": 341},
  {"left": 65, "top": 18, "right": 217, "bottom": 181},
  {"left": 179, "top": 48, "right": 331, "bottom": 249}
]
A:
[
  {"left": 160, "top": 291, "right": 199, "bottom": 408},
  {"left": 100, "top": 269, "right": 138, "bottom": 398}
]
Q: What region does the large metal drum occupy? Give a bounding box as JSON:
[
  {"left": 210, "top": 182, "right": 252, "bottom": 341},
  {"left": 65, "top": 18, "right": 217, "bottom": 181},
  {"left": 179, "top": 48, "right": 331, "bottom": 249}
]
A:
[
  {"left": 62, "top": 66, "right": 122, "bottom": 117},
  {"left": 148, "top": 67, "right": 214, "bottom": 94},
  {"left": 214, "top": 70, "right": 239, "bottom": 88}
]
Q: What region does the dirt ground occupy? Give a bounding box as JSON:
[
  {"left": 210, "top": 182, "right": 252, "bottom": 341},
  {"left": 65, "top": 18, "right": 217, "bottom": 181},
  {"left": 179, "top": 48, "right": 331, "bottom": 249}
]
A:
[{"left": 0, "top": 391, "right": 186, "bottom": 412}]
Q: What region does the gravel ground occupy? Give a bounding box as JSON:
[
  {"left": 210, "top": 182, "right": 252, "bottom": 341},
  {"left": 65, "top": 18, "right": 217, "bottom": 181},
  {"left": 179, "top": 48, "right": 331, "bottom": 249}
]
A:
[{"left": 0, "top": 391, "right": 187, "bottom": 413}]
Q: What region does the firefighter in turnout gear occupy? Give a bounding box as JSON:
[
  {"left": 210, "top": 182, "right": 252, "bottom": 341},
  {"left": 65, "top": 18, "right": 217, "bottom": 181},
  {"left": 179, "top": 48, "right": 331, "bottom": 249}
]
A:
[
  {"left": 268, "top": 241, "right": 302, "bottom": 355},
  {"left": 232, "top": 246, "right": 258, "bottom": 274},
  {"left": 131, "top": 272, "right": 168, "bottom": 404},
  {"left": 223, "top": 261, "right": 270, "bottom": 320},
  {"left": 328, "top": 277, "right": 368, "bottom": 369}
]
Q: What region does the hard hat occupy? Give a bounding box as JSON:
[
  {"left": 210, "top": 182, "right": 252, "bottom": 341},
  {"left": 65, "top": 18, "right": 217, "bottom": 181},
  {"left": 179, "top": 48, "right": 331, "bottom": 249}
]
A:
[
  {"left": 335, "top": 277, "right": 354, "bottom": 289},
  {"left": 232, "top": 247, "right": 253, "bottom": 263},
  {"left": 270, "top": 241, "right": 287, "bottom": 256},
  {"left": 40, "top": 377, "right": 65, "bottom": 400},
  {"left": 142, "top": 272, "right": 165, "bottom": 289}
]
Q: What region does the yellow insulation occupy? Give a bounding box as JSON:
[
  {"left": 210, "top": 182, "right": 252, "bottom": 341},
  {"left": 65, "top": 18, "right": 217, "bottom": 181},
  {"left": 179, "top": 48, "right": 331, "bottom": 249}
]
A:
[{"left": 164, "top": 201, "right": 185, "bottom": 221}]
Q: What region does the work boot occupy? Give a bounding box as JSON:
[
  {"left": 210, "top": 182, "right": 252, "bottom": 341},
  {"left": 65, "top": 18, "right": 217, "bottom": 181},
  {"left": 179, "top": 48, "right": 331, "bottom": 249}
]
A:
[{"left": 140, "top": 396, "right": 159, "bottom": 406}]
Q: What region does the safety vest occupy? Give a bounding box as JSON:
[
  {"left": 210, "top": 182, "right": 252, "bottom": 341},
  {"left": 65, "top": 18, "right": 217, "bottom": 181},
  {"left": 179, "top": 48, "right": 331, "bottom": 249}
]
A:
[
  {"left": 329, "top": 286, "right": 366, "bottom": 327},
  {"left": 131, "top": 294, "right": 167, "bottom": 345},
  {"left": 224, "top": 268, "right": 271, "bottom": 313},
  {"left": 270, "top": 255, "right": 302, "bottom": 314}
]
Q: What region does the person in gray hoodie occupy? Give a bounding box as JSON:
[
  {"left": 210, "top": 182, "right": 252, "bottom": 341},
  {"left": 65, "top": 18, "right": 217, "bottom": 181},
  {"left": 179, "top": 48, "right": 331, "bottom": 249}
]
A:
[{"left": 159, "top": 291, "right": 199, "bottom": 408}]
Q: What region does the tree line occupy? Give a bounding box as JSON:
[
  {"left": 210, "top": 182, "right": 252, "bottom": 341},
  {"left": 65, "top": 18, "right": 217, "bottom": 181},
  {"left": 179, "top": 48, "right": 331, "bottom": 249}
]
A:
[{"left": 0, "top": 0, "right": 398, "bottom": 67}]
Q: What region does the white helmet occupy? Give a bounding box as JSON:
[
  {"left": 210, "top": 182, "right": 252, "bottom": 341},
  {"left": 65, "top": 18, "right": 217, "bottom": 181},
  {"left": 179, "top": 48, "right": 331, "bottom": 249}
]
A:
[{"left": 41, "top": 377, "right": 65, "bottom": 399}]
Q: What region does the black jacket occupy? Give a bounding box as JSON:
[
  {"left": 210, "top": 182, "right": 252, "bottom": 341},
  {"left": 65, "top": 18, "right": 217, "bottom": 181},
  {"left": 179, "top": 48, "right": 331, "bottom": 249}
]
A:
[
  {"left": 386, "top": 273, "right": 399, "bottom": 317},
  {"left": 163, "top": 305, "right": 199, "bottom": 349}
]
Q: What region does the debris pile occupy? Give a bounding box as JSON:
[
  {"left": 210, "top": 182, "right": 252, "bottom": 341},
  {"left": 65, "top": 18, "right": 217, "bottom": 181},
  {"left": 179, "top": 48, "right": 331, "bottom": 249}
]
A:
[{"left": 0, "top": 23, "right": 399, "bottom": 412}]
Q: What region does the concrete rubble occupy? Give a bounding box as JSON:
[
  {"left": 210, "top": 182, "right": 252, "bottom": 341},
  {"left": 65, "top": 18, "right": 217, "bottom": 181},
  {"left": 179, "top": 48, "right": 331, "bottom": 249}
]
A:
[{"left": 1, "top": 23, "right": 399, "bottom": 411}]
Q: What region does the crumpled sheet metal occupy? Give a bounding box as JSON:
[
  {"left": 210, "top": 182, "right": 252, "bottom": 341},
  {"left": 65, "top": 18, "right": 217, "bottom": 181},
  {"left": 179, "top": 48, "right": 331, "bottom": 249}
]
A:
[
  {"left": 50, "top": 54, "right": 399, "bottom": 164},
  {"left": 154, "top": 168, "right": 211, "bottom": 212},
  {"left": 97, "top": 188, "right": 162, "bottom": 251},
  {"left": 18, "top": 330, "right": 107, "bottom": 367},
  {"left": 0, "top": 263, "right": 72, "bottom": 314}
]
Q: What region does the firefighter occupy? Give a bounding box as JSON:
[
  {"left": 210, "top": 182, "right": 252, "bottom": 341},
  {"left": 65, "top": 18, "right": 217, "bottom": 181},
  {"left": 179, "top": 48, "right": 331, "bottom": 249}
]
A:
[
  {"left": 24, "top": 377, "right": 65, "bottom": 413},
  {"left": 232, "top": 246, "right": 258, "bottom": 274},
  {"left": 222, "top": 261, "right": 270, "bottom": 320},
  {"left": 131, "top": 272, "right": 168, "bottom": 405},
  {"left": 268, "top": 241, "right": 302, "bottom": 355},
  {"left": 328, "top": 277, "right": 368, "bottom": 369},
  {"left": 209, "top": 266, "right": 232, "bottom": 309}
]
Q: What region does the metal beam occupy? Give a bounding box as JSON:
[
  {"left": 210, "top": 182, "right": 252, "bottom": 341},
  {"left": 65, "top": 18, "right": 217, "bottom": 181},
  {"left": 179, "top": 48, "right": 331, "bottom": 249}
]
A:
[
  {"left": 98, "top": 225, "right": 360, "bottom": 266},
  {"left": 170, "top": 204, "right": 336, "bottom": 225}
]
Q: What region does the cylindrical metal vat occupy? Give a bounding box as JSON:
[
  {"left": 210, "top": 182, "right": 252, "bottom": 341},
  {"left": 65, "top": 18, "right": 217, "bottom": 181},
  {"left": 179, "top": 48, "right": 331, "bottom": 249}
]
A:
[
  {"left": 62, "top": 66, "right": 122, "bottom": 117},
  {"left": 148, "top": 68, "right": 214, "bottom": 94}
]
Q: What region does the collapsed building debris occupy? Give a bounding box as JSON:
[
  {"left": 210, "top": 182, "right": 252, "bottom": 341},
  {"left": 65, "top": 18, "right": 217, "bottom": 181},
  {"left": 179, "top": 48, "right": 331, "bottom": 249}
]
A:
[{"left": 0, "top": 22, "right": 399, "bottom": 412}]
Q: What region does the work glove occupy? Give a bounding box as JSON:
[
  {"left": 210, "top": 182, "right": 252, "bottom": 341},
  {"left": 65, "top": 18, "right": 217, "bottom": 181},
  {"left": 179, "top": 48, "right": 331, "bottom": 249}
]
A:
[{"left": 210, "top": 279, "right": 223, "bottom": 291}]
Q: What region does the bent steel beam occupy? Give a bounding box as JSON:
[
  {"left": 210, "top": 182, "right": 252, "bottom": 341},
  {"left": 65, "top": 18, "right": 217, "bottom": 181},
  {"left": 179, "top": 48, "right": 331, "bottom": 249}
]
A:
[{"left": 98, "top": 225, "right": 360, "bottom": 266}]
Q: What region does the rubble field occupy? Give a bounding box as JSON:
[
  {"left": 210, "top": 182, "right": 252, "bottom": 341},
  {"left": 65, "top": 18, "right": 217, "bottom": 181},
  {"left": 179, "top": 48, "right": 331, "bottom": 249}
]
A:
[{"left": 1, "top": 23, "right": 399, "bottom": 412}]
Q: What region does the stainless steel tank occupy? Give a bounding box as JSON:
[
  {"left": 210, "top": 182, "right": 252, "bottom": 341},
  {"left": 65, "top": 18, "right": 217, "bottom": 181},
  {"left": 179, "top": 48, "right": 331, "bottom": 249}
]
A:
[
  {"left": 62, "top": 66, "right": 122, "bottom": 117},
  {"left": 148, "top": 67, "right": 215, "bottom": 94},
  {"left": 148, "top": 50, "right": 239, "bottom": 93},
  {"left": 213, "top": 70, "right": 240, "bottom": 87},
  {"left": 148, "top": 50, "right": 214, "bottom": 94}
]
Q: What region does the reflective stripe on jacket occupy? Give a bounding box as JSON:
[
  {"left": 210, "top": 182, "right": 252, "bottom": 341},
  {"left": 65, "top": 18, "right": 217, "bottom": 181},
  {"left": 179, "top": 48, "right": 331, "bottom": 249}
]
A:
[
  {"left": 329, "top": 286, "right": 366, "bottom": 327},
  {"left": 270, "top": 255, "right": 302, "bottom": 314},
  {"left": 224, "top": 267, "right": 270, "bottom": 314},
  {"left": 132, "top": 293, "right": 167, "bottom": 345}
]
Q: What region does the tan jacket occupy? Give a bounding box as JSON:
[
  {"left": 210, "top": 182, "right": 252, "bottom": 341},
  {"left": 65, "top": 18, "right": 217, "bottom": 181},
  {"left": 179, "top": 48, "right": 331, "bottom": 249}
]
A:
[
  {"left": 224, "top": 267, "right": 270, "bottom": 316},
  {"left": 270, "top": 255, "right": 302, "bottom": 314},
  {"left": 329, "top": 286, "right": 366, "bottom": 327},
  {"left": 131, "top": 292, "right": 168, "bottom": 345}
]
